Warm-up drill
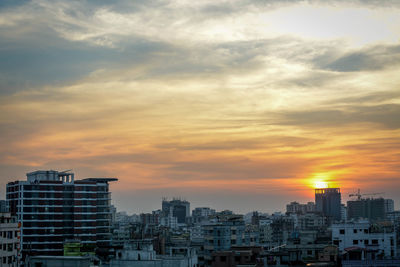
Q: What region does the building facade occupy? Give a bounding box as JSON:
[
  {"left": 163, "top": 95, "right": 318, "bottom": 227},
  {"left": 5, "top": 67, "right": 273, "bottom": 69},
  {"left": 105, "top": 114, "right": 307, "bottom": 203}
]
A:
[
  {"left": 6, "top": 170, "right": 116, "bottom": 259},
  {"left": 0, "top": 212, "right": 19, "bottom": 267},
  {"left": 332, "top": 221, "right": 396, "bottom": 259},
  {"left": 315, "top": 188, "right": 341, "bottom": 221},
  {"left": 162, "top": 198, "right": 190, "bottom": 224}
]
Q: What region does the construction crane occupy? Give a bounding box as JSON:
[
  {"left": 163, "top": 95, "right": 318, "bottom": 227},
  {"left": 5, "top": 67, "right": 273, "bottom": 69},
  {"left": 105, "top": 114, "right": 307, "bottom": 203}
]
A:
[{"left": 349, "top": 188, "right": 384, "bottom": 200}]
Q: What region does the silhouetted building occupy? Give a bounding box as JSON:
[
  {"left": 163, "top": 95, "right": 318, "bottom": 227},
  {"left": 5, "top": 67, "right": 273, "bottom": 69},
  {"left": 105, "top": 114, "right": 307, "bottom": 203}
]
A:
[
  {"left": 315, "top": 188, "right": 341, "bottom": 221},
  {"left": 6, "top": 170, "right": 117, "bottom": 259},
  {"left": 347, "top": 198, "right": 394, "bottom": 221},
  {"left": 162, "top": 198, "right": 190, "bottom": 224}
]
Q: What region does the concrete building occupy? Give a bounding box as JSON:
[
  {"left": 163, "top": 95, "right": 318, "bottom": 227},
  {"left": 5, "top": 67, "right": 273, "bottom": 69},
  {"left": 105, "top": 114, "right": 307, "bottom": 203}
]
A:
[
  {"left": 347, "top": 198, "right": 394, "bottom": 222},
  {"left": 315, "top": 188, "right": 341, "bottom": 221},
  {"left": 27, "top": 255, "right": 93, "bottom": 267},
  {"left": 202, "top": 214, "right": 245, "bottom": 266},
  {"left": 286, "top": 201, "right": 315, "bottom": 214},
  {"left": 0, "top": 212, "right": 19, "bottom": 267},
  {"left": 110, "top": 239, "right": 197, "bottom": 267},
  {"left": 332, "top": 220, "right": 396, "bottom": 259},
  {"left": 162, "top": 198, "right": 190, "bottom": 224},
  {"left": 192, "top": 207, "right": 215, "bottom": 224},
  {"left": 0, "top": 201, "right": 8, "bottom": 213},
  {"left": 6, "top": 170, "right": 117, "bottom": 260}
]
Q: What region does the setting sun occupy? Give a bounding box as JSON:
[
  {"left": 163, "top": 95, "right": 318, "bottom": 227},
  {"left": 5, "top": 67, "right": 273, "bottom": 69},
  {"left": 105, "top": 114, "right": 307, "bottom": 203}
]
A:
[{"left": 314, "top": 180, "right": 328, "bottom": 189}]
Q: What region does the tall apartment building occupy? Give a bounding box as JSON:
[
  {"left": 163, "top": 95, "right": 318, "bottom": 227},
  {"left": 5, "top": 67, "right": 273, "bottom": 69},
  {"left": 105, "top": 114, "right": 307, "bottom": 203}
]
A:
[
  {"left": 315, "top": 188, "right": 341, "bottom": 221},
  {"left": 6, "top": 170, "right": 117, "bottom": 259},
  {"left": 0, "top": 212, "right": 19, "bottom": 267},
  {"left": 347, "top": 198, "right": 395, "bottom": 221},
  {"left": 161, "top": 198, "right": 190, "bottom": 224}
]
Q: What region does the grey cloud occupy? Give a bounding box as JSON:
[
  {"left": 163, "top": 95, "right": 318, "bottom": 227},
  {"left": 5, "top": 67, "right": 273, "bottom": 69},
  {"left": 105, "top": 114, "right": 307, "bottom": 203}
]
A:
[
  {"left": 317, "top": 45, "right": 400, "bottom": 72},
  {"left": 280, "top": 104, "right": 400, "bottom": 129}
]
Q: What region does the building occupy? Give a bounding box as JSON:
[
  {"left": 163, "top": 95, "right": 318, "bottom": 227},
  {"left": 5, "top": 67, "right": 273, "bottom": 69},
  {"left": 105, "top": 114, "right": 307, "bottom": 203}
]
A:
[
  {"left": 27, "top": 255, "right": 93, "bottom": 267},
  {"left": 332, "top": 220, "right": 396, "bottom": 259},
  {"left": 192, "top": 207, "right": 215, "bottom": 224},
  {"left": 0, "top": 201, "right": 8, "bottom": 213},
  {"left": 315, "top": 188, "right": 341, "bottom": 221},
  {"left": 110, "top": 239, "right": 198, "bottom": 267},
  {"left": 162, "top": 198, "right": 190, "bottom": 224},
  {"left": 202, "top": 214, "right": 246, "bottom": 266},
  {"left": 286, "top": 201, "right": 315, "bottom": 214},
  {"left": 385, "top": 199, "right": 394, "bottom": 213},
  {"left": 6, "top": 170, "right": 117, "bottom": 260},
  {"left": 347, "top": 198, "right": 393, "bottom": 222},
  {"left": 0, "top": 212, "right": 19, "bottom": 267}
]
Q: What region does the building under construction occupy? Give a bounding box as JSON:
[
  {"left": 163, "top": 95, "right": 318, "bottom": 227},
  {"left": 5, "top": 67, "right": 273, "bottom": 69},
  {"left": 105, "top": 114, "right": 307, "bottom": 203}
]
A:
[{"left": 347, "top": 197, "right": 394, "bottom": 222}]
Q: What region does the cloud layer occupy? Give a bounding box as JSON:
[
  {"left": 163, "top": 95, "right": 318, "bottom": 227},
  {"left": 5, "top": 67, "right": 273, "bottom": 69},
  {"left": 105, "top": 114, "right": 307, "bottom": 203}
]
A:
[{"left": 0, "top": 0, "right": 399, "bottom": 213}]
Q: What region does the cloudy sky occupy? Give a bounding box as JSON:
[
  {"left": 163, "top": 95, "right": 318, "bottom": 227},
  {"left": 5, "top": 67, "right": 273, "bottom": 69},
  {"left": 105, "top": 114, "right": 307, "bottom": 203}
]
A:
[{"left": 0, "top": 0, "right": 399, "bottom": 214}]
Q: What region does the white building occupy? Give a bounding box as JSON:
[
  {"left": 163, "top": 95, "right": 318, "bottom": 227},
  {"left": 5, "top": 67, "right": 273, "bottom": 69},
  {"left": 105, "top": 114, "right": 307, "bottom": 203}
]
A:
[
  {"left": 0, "top": 212, "right": 19, "bottom": 267},
  {"left": 332, "top": 220, "right": 396, "bottom": 259}
]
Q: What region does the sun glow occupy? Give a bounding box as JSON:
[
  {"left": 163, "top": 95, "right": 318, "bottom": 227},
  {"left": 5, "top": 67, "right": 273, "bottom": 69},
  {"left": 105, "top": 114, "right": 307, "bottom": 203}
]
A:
[
  {"left": 307, "top": 173, "right": 333, "bottom": 189},
  {"left": 314, "top": 180, "right": 328, "bottom": 189}
]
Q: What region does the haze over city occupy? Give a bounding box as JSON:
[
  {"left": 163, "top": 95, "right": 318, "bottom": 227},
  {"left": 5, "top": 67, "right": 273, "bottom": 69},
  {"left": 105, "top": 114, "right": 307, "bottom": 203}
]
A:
[{"left": 1, "top": 0, "right": 400, "bottom": 214}]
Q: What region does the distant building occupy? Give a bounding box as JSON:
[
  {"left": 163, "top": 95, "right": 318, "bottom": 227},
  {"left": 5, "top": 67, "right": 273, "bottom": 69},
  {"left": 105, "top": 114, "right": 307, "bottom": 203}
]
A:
[
  {"left": 347, "top": 198, "right": 393, "bottom": 221},
  {"left": 140, "top": 212, "right": 160, "bottom": 225},
  {"left": 341, "top": 204, "right": 347, "bottom": 222},
  {"left": 110, "top": 239, "right": 197, "bottom": 267},
  {"left": 202, "top": 214, "right": 246, "bottom": 266},
  {"left": 6, "top": 170, "right": 117, "bottom": 259},
  {"left": 162, "top": 198, "right": 190, "bottom": 224},
  {"left": 0, "top": 212, "right": 19, "bottom": 266},
  {"left": 0, "top": 200, "right": 8, "bottom": 213},
  {"left": 192, "top": 207, "right": 215, "bottom": 223},
  {"left": 315, "top": 188, "right": 341, "bottom": 221},
  {"left": 385, "top": 199, "right": 394, "bottom": 213},
  {"left": 286, "top": 201, "right": 315, "bottom": 214}
]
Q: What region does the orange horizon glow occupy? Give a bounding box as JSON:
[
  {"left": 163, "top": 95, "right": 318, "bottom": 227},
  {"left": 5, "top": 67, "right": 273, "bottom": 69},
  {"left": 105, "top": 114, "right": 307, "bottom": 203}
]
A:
[{"left": 0, "top": 0, "right": 400, "bottom": 213}]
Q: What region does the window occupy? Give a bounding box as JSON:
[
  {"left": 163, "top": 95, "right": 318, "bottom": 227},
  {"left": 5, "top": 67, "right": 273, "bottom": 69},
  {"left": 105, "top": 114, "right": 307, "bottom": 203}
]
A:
[
  {"left": 340, "top": 229, "right": 345, "bottom": 234},
  {"left": 220, "top": 256, "right": 227, "bottom": 262},
  {"left": 372, "top": 239, "right": 378, "bottom": 244},
  {"left": 353, "top": 240, "right": 358, "bottom": 245},
  {"left": 307, "top": 250, "right": 313, "bottom": 255},
  {"left": 364, "top": 240, "right": 369, "bottom": 245},
  {"left": 333, "top": 240, "right": 339, "bottom": 246},
  {"left": 364, "top": 229, "right": 368, "bottom": 233},
  {"left": 353, "top": 229, "right": 357, "bottom": 233}
]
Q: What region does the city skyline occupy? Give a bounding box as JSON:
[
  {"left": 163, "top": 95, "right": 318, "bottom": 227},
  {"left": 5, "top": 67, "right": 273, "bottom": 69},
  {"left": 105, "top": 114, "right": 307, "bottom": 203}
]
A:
[{"left": 1, "top": 0, "right": 400, "bottom": 214}]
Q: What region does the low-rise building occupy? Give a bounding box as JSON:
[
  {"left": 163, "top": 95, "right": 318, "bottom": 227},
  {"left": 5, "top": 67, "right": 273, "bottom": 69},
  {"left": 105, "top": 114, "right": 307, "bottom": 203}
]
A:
[{"left": 332, "top": 220, "right": 396, "bottom": 259}]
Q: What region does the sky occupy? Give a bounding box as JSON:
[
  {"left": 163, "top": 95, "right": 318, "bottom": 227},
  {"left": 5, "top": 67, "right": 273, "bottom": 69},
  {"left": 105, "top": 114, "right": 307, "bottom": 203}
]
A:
[{"left": 0, "top": 0, "right": 399, "bottom": 214}]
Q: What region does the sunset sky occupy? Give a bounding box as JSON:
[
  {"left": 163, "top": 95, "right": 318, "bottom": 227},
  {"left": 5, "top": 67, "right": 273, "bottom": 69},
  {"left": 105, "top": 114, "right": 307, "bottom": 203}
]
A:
[{"left": 0, "top": 0, "right": 399, "bottom": 214}]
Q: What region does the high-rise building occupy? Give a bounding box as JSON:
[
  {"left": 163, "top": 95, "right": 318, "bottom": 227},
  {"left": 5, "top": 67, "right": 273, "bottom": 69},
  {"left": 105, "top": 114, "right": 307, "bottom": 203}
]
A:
[
  {"left": 347, "top": 198, "right": 394, "bottom": 221},
  {"left": 315, "top": 188, "right": 341, "bottom": 221},
  {"left": 6, "top": 170, "right": 117, "bottom": 259},
  {"left": 161, "top": 198, "right": 190, "bottom": 224}
]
